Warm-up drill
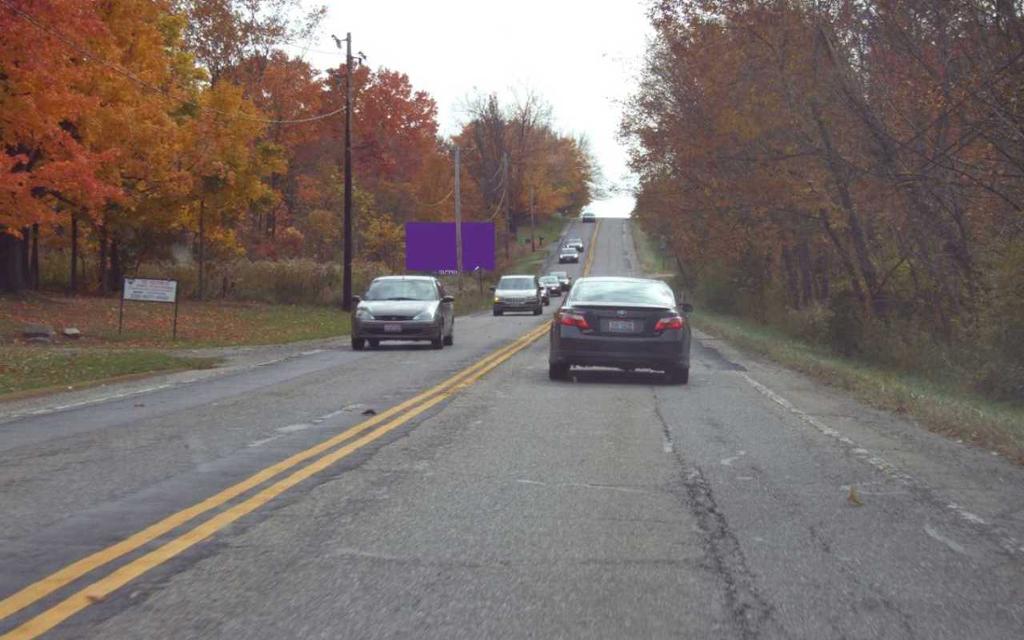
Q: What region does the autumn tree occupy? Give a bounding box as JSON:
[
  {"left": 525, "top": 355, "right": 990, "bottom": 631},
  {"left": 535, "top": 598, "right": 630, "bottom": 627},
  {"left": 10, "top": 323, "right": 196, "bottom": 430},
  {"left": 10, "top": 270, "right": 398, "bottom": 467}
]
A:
[{"left": 624, "top": 0, "right": 1024, "bottom": 396}]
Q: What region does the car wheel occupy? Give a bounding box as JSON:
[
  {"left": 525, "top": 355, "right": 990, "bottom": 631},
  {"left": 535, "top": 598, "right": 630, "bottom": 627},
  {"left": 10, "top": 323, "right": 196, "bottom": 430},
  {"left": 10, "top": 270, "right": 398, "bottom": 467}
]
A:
[
  {"left": 368, "top": 339, "right": 380, "bottom": 349},
  {"left": 351, "top": 337, "right": 365, "bottom": 351},
  {"left": 667, "top": 366, "right": 689, "bottom": 385},
  {"left": 431, "top": 334, "right": 444, "bottom": 349},
  {"left": 493, "top": 308, "right": 503, "bottom": 316},
  {"left": 549, "top": 362, "right": 570, "bottom": 381}
]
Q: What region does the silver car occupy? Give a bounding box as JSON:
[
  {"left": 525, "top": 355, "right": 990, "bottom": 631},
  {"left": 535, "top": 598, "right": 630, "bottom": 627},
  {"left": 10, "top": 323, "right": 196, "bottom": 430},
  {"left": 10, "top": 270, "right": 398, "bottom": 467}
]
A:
[
  {"left": 492, "top": 274, "right": 543, "bottom": 316},
  {"left": 351, "top": 276, "right": 454, "bottom": 350}
]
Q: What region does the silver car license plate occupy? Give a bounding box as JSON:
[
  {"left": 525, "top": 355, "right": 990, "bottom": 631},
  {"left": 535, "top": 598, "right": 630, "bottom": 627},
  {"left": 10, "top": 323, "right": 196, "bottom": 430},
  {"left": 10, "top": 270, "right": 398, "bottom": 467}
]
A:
[
  {"left": 383, "top": 323, "right": 402, "bottom": 333},
  {"left": 607, "top": 320, "right": 636, "bottom": 333}
]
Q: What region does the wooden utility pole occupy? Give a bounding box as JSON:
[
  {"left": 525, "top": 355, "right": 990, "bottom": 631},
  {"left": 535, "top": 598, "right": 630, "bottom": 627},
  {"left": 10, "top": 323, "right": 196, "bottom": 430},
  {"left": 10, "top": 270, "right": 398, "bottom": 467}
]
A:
[
  {"left": 341, "top": 32, "right": 354, "bottom": 310},
  {"left": 530, "top": 186, "right": 536, "bottom": 252},
  {"left": 454, "top": 146, "right": 463, "bottom": 290},
  {"left": 502, "top": 153, "right": 510, "bottom": 260}
]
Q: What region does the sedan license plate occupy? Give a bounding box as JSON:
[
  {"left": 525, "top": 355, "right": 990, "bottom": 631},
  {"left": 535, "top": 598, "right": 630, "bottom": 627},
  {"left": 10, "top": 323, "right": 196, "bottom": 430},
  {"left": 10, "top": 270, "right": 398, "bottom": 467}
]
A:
[
  {"left": 383, "top": 323, "right": 402, "bottom": 333},
  {"left": 607, "top": 319, "right": 637, "bottom": 333}
]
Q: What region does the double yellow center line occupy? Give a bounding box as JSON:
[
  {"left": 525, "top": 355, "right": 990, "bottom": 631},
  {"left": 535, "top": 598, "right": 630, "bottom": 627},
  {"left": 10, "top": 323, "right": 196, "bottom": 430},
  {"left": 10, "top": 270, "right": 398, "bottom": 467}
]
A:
[
  {"left": 0, "top": 322, "right": 550, "bottom": 639},
  {"left": 2, "top": 219, "right": 602, "bottom": 639}
]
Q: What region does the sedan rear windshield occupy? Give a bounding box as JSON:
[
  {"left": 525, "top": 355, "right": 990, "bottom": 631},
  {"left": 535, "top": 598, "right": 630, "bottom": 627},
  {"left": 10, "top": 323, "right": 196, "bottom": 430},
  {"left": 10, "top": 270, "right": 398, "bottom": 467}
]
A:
[
  {"left": 539, "top": 276, "right": 558, "bottom": 284},
  {"left": 570, "top": 280, "right": 675, "bottom": 306},
  {"left": 365, "top": 280, "right": 438, "bottom": 301},
  {"left": 498, "top": 277, "right": 536, "bottom": 290}
]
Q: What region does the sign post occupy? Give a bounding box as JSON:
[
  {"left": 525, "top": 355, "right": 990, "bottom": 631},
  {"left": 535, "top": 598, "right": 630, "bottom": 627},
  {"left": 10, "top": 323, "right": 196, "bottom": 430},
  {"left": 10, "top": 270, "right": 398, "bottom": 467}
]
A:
[{"left": 120, "top": 278, "right": 180, "bottom": 339}]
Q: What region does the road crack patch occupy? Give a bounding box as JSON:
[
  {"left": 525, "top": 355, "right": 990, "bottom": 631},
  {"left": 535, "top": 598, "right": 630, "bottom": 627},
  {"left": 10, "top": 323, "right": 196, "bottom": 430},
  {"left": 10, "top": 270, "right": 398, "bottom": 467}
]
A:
[{"left": 653, "top": 389, "right": 775, "bottom": 639}]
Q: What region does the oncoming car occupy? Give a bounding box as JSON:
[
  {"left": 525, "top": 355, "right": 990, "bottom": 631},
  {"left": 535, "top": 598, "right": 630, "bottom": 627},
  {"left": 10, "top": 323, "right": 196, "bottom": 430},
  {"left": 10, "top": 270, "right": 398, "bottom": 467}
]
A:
[
  {"left": 548, "top": 276, "right": 693, "bottom": 383},
  {"left": 351, "top": 276, "right": 454, "bottom": 350},
  {"left": 492, "top": 274, "right": 543, "bottom": 316},
  {"left": 558, "top": 246, "right": 580, "bottom": 263},
  {"left": 581, "top": 211, "right": 596, "bottom": 223}
]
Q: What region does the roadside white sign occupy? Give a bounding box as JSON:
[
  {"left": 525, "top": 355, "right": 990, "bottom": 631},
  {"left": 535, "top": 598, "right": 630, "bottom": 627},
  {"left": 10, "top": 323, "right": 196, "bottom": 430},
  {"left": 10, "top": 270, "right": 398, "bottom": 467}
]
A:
[{"left": 123, "top": 278, "right": 177, "bottom": 303}]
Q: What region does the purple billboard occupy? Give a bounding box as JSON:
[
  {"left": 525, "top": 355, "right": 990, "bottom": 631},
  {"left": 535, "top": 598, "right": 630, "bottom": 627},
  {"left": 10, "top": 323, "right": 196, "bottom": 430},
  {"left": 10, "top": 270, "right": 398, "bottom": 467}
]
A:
[{"left": 405, "top": 222, "right": 495, "bottom": 272}]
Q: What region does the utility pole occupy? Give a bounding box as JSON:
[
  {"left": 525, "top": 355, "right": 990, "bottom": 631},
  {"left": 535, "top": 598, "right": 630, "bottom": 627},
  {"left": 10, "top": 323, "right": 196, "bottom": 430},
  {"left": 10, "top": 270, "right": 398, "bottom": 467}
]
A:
[
  {"left": 502, "top": 153, "right": 510, "bottom": 260},
  {"left": 335, "top": 32, "right": 355, "bottom": 310},
  {"left": 454, "top": 146, "right": 463, "bottom": 291},
  {"left": 530, "top": 186, "right": 536, "bottom": 252}
]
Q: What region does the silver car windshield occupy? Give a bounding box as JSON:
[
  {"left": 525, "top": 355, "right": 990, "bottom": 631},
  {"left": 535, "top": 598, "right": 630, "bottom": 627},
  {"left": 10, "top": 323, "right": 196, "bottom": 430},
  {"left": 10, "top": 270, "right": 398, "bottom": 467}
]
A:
[
  {"left": 570, "top": 281, "right": 674, "bottom": 306},
  {"left": 539, "top": 276, "right": 558, "bottom": 285},
  {"left": 365, "top": 280, "right": 438, "bottom": 301},
  {"left": 498, "top": 277, "right": 536, "bottom": 290}
]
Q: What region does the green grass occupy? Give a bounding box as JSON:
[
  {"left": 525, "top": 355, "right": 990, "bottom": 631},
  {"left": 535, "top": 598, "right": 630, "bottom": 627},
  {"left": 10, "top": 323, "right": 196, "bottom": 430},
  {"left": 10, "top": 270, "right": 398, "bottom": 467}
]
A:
[
  {"left": 0, "top": 346, "right": 220, "bottom": 397},
  {"left": 630, "top": 223, "right": 1024, "bottom": 462},
  {"left": 692, "top": 310, "right": 1024, "bottom": 461},
  {"left": 2, "top": 295, "right": 351, "bottom": 349}
]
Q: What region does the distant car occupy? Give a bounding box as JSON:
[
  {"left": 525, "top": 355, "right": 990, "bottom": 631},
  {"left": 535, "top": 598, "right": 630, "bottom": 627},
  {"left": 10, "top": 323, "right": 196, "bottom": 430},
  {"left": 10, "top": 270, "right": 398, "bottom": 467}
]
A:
[
  {"left": 550, "top": 271, "right": 572, "bottom": 292},
  {"left": 558, "top": 246, "right": 580, "bottom": 263},
  {"left": 492, "top": 274, "right": 543, "bottom": 316},
  {"left": 565, "top": 237, "right": 584, "bottom": 252},
  {"left": 548, "top": 276, "right": 692, "bottom": 383},
  {"left": 581, "top": 212, "right": 596, "bottom": 223},
  {"left": 538, "top": 275, "right": 562, "bottom": 297},
  {"left": 351, "top": 275, "right": 454, "bottom": 350}
]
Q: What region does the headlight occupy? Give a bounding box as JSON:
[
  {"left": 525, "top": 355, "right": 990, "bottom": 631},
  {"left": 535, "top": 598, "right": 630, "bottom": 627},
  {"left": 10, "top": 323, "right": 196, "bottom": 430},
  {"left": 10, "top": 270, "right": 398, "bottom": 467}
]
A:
[
  {"left": 355, "top": 307, "right": 374, "bottom": 320},
  {"left": 413, "top": 309, "right": 435, "bottom": 321},
  {"left": 494, "top": 296, "right": 502, "bottom": 303}
]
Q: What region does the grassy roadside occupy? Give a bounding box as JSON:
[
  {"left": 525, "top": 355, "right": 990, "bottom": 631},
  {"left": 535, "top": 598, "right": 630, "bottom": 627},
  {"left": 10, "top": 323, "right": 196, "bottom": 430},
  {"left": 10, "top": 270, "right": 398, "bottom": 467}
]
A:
[
  {"left": 1, "top": 217, "right": 572, "bottom": 399},
  {"left": 0, "top": 347, "right": 220, "bottom": 397},
  {"left": 1, "top": 295, "right": 352, "bottom": 400},
  {"left": 630, "top": 224, "right": 1024, "bottom": 462}
]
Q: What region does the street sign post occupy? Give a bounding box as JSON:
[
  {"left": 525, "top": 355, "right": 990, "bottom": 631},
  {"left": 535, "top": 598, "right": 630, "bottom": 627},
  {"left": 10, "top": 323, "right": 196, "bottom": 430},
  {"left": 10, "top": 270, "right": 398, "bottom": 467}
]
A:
[{"left": 120, "top": 278, "right": 180, "bottom": 339}]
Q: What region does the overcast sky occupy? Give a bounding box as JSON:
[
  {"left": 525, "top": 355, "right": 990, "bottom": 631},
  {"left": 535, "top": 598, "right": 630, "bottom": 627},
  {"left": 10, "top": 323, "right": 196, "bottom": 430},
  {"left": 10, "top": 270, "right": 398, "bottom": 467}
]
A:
[{"left": 292, "top": 0, "right": 653, "bottom": 216}]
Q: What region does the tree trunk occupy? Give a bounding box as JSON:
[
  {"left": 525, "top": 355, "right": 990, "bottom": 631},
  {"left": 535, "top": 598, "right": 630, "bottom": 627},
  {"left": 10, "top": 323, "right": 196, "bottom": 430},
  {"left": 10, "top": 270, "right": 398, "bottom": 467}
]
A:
[
  {"left": 198, "top": 198, "right": 206, "bottom": 300},
  {"left": 819, "top": 210, "right": 867, "bottom": 309},
  {"left": 810, "top": 103, "right": 885, "bottom": 316},
  {"left": 98, "top": 222, "right": 109, "bottom": 294},
  {"left": 20, "top": 227, "right": 30, "bottom": 284},
  {"left": 781, "top": 245, "right": 800, "bottom": 308},
  {"left": 796, "top": 240, "right": 814, "bottom": 306},
  {"left": 0, "top": 231, "right": 27, "bottom": 293},
  {"left": 109, "top": 236, "right": 123, "bottom": 291},
  {"left": 69, "top": 213, "right": 79, "bottom": 294},
  {"left": 31, "top": 223, "right": 39, "bottom": 289}
]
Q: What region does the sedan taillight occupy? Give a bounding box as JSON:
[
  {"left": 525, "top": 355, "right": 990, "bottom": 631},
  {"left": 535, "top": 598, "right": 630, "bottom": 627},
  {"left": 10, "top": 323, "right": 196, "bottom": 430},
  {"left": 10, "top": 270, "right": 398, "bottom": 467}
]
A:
[
  {"left": 558, "top": 310, "right": 591, "bottom": 330},
  {"left": 655, "top": 316, "right": 685, "bottom": 332}
]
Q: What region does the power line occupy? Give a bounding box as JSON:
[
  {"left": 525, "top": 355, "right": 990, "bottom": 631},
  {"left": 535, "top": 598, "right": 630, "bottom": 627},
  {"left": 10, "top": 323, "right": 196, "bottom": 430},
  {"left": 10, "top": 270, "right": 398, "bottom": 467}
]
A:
[{"left": 0, "top": 0, "right": 346, "bottom": 125}]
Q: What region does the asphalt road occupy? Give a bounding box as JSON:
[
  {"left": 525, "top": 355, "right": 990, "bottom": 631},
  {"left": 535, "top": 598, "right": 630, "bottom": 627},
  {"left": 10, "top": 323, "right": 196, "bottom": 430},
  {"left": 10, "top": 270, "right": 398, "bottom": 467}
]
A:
[{"left": 2, "top": 219, "right": 1023, "bottom": 639}]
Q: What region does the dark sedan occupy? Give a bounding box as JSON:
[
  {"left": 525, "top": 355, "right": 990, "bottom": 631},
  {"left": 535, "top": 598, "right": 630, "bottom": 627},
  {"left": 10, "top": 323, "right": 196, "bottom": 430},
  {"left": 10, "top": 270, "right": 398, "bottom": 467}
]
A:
[
  {"left": 549, "top": 271, "right": 572, "bottom": 292},
  {"left": 548, "top": 277, "right": 692, "bottom": 383},
  {"left": 351, "top": 276, "right": 454, "bottom": 350},
  {"left": 539, "top": 275, "right": 562, "bottom": 298}
]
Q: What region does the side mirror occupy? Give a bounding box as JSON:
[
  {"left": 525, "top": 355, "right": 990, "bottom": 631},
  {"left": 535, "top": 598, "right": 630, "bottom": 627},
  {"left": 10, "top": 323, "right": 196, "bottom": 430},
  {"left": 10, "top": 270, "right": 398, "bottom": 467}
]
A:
[
  {"left": 351, "top": 295, "right": 362, "bottom": 305},
  {"left": 681, "top": 302, "right": 694, "bottom": 313},
  {"left": 441, "top": 295, "right": 455, "bottom": 303}
]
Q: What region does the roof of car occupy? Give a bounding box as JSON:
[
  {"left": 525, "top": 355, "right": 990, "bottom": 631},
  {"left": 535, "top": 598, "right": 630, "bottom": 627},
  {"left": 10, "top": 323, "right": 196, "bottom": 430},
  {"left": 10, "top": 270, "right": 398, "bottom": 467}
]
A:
[
  {"left": 500, "top": 274, "right": 536, "bottom": 278},
  {"left": 574, "top": 276, "right": 664, "bottom": 285},
  {"left": 371, "top": 275, "right": 436, "bottom": 281}
]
